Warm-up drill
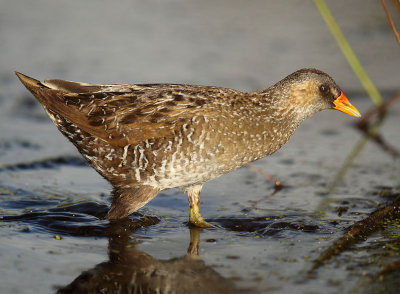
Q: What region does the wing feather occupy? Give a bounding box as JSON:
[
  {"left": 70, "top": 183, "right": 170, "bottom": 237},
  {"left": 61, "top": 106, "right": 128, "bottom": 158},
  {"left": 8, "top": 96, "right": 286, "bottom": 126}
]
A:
[{"left": 16, "top": 72, "right": 241, "bottom": 147}]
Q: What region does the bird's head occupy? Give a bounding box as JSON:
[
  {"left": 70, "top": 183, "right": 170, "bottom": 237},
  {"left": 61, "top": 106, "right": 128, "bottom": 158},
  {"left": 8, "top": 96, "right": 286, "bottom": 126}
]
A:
[{"left": 272, "top": 68, "right": 361, "bottom": 120}]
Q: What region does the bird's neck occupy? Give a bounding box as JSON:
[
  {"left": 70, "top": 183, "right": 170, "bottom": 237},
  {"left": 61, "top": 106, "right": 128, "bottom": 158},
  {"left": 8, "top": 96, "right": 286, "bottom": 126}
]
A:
[{"left": 229, "top": 91, "right": 309, "bottom": 163}]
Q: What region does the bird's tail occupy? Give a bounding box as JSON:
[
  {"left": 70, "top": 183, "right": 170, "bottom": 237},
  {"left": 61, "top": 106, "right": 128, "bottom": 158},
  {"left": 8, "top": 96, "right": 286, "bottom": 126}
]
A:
[
  {"left": 15, "top": 71, "right": 59, "bottom": 109},
  {"left": 16, "top": 72, "right": 48, "bottom": 95}
]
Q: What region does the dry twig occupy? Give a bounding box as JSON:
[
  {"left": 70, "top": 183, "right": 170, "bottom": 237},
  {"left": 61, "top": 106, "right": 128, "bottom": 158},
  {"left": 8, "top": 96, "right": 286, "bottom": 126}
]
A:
[
  {"left": 245, "top": 163, "right": 282, "bottom": 191},
  {"left": 382, "top": 0, "right": 400, "bottom": 45},
  {"left": 356, "top": 91, "right": 400, "bottom": 157}
]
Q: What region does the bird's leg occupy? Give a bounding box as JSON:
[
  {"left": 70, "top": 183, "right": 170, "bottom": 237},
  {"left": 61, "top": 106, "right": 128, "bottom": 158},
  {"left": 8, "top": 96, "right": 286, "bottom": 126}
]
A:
[
  {"left": 186, "top": 227, "right": 201, "bottom": 257},
  {"left": 187, "top": 185, "right": 214, "bottom": 228}
]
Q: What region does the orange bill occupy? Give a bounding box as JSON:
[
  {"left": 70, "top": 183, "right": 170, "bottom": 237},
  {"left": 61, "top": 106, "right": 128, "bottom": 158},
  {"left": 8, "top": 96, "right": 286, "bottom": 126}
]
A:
[{"left": 333, "top": 92, "right": 361, "bottom": 117}]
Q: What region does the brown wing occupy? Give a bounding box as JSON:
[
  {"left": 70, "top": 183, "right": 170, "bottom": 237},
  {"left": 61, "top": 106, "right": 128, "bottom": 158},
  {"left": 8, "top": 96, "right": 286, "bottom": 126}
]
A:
[
  {"left": 16, "top": 72, "right": 233, "bottom": 147},
  {"left": 69, "top": 89, "right": 204, "bottom": 147}
]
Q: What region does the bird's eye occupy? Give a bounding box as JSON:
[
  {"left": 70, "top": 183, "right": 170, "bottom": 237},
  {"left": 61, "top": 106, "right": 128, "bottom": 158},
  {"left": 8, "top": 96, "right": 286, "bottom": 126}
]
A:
[{"left": 319, "top": 85, "right": 329, "bottom": 94}]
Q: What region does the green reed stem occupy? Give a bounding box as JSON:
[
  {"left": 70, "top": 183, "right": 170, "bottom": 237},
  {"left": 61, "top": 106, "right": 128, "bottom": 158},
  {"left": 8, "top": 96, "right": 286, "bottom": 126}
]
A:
[{"left": 313, "top": 0, "right": 383, "bottom": 106}]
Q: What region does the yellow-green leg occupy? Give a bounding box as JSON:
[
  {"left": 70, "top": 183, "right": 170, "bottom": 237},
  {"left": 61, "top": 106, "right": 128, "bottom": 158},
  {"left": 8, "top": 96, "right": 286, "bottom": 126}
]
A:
[
  {"left": 186, "top": 185, "right": 214, "bottom": 228},
  {"left": 187, "top": 228, "right": 201, "bottom": 257}
]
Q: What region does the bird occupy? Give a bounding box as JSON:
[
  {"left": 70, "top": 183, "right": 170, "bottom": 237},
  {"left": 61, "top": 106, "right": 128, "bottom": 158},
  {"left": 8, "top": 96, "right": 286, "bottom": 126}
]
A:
[{"left": 16, "top": 69, "right": 361, "bottom": 228}]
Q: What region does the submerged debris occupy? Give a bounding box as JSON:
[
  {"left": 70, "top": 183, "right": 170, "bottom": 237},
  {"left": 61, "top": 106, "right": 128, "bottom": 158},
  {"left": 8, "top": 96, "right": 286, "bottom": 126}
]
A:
[{"left": 311, "top": 195, "right": 400, "bottom": 272}]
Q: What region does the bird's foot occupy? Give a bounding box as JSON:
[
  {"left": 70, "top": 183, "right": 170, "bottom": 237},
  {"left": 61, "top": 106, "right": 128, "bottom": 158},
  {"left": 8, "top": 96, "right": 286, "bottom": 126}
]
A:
[{"left": 189, "top": 205, "right": 214, "bottom": 228}]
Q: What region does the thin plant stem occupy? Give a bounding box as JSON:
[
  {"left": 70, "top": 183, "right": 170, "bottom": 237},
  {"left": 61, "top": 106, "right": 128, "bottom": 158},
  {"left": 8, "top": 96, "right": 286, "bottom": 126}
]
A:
[
  {"left": 313, "top": 0, "right": 387, "bottom": 193},
  {"left": 313, "top": 0, "right": 383, "bottom": 106},
  {"left": 381, "top": 0, "right": 400, "bottom": 45},
  {"left": 245, "top": 163, "right": 282, "bottom": 189}
]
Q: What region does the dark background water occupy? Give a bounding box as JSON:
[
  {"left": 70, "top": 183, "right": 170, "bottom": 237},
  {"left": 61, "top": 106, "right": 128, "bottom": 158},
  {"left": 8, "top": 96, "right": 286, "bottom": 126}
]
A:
[{"left": 1, "top": 0, "right": 399, "bottom": 293}]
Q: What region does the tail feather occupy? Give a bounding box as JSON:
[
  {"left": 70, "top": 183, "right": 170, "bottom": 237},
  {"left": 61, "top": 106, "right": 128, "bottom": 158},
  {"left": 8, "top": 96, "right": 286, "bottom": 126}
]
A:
[
  {"left": 15, "top": 72, "right": 65, "bottom": 110},
  {"left": 16, "top": 71, "right": 92, "bottom": 133},
  {"left": 16, "top": 72, "right": 105, "bottom": 94},
  {"left": 16, "top": 72, "right": 128, "bottom": 147},
  {"left": 42, "top": 79, "right": 105, "bottom": 94},
  {"left": 15, "top": 72, "right": 49, "bottom": 95}
]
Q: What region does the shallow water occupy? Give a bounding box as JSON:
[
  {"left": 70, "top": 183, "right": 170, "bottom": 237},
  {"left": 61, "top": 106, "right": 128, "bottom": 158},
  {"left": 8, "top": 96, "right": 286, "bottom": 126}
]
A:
[
  {"left": 1, "top": 1, "right": 400, "bottom": 293},
  {"left": 1, "top": 95, "right": 399, "bottom": 293}
]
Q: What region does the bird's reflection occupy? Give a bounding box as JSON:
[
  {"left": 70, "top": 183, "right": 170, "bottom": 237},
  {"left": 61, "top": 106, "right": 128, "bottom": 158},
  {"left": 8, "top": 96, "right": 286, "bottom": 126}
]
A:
[{"left": 56, "top": 218, "right": 245, "bottom": 294}]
